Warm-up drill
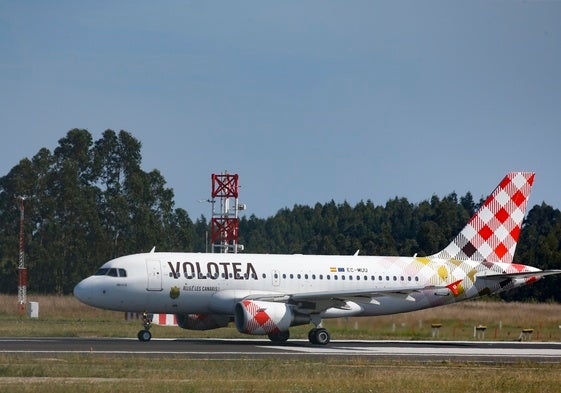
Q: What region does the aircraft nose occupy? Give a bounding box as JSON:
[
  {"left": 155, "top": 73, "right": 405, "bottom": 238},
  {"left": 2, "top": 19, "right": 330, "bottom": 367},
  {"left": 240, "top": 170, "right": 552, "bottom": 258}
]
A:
[{"left": 73, "top": 278, "right": 95, "bottom": 305}]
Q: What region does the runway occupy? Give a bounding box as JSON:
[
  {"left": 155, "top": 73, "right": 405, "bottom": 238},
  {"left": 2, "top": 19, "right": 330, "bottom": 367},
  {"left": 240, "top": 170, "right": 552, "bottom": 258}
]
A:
[{"left": 2, "top": 337, "right": 561, "bottom": 362}]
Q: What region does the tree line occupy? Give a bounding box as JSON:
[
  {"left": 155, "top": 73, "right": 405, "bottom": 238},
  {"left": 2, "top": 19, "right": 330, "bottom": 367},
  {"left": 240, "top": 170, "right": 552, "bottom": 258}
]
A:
[{"left": 1, "top": 129, "right": 560, "bottom": 301}]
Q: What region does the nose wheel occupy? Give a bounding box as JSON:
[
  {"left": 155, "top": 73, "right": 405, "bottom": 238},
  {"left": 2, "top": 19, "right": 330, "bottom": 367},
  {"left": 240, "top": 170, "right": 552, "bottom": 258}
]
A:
[
  {"left": 138, "top": 312, "right": 153, "bottom": 342},
  {"left": 138, "top": 329, "right": 152, "bottom": 342}
]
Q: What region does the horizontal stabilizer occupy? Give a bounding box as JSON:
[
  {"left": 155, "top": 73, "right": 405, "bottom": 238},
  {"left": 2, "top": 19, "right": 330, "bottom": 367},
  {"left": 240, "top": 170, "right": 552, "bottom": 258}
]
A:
[{"left": 475, "top": 270, "right": 561, "bottom": 281}]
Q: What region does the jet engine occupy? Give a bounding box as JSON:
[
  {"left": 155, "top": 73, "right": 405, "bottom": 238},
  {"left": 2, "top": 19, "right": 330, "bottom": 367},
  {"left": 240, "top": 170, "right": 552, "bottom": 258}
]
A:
[
  {"left": 234, "top": 300, "right": 309, "bottom": 335},
  {"left": 176, "top": 313, "right": 230, "bottom": 331}
]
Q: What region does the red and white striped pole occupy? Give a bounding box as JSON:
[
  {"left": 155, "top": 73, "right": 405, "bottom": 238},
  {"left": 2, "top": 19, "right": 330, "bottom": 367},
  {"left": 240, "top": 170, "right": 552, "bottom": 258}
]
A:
[{"left": 17, "top": 196, "right": 28, "bottom": 315}]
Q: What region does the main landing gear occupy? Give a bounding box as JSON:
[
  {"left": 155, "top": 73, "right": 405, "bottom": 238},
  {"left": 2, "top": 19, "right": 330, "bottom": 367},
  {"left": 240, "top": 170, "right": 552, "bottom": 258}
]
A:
[
  {"left": 308, "top": 327, "right": 330, "bottom": 345},
  {"left": 137, "top": 312, "right": 152, "bottom": 342},
  {"left": 305, "top": 316, "right": 330, "bottom": 345},
  {"left": 267, "top": 327, "right": 330, "bottom": 345},
  {"left": 268, "top": 330, "right": 290, "bottom": 344}
]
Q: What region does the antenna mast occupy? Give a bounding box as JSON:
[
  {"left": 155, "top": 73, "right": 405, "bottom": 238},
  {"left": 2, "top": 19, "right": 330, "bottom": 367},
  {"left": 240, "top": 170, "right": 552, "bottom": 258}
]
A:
[
  {"left": 210, "top": 172, "right": 245, "bottom": 253},
  {"left": 17, "top": 196, "right": 28, "bottom": 314}
]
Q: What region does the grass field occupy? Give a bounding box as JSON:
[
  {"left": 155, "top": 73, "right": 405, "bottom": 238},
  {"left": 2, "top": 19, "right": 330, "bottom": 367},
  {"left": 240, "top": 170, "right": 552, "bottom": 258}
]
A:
[
  {"left": 1, "top": 295, "right": 561, "bottom": 392},
  {"left": 1, "top": 356, "right": 561, "bottom": 393}
]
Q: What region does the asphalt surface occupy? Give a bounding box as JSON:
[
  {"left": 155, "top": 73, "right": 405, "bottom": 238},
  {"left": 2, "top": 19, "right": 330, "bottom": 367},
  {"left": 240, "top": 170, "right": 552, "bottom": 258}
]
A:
[{"left": 2, "top": 337, "right": 561, "bottom": 362}]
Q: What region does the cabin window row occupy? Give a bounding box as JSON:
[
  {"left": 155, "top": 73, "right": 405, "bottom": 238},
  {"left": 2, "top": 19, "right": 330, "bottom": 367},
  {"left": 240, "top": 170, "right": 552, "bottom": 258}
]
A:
[
  {"left": 274, "top": 273, "right": 420, "bottom": 282},
  {"left": 168, "top": 271, "right": 420, "bottom": 283}
]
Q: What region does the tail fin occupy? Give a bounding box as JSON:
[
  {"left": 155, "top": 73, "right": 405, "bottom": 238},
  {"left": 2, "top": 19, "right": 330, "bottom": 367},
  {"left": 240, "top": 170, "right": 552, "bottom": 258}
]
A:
[{"left": 433, "top": 172, "right": 535, "bottom": 263}]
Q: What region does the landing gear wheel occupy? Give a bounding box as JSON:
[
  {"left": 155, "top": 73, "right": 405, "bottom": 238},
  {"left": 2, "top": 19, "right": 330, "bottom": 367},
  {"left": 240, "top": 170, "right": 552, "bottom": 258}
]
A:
[
  {"left": 268, "top": 330, "right": 290, "bottom": 344},
  {"left": 308, "top": 328, "right": 318, "bottom": 344},
  {"left": 308, "top": 328, "right": 330, "bottom": 345},
  {"left": 138, "top": 329, "right": 152, "bottom": 342},
  {"left": 137, "top": 312, "right": 153, "bottom": 342}
]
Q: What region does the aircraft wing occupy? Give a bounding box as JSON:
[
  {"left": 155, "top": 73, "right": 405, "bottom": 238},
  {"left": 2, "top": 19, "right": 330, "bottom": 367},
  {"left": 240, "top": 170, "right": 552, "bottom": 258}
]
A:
[{"left": 248, "top": 281, "right": 462, "bottom": 314}]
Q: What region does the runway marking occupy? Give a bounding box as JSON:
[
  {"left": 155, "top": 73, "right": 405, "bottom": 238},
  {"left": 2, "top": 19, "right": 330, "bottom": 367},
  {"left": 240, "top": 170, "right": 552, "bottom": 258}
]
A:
[
  {"left": 2, "top": 338, "right": 561, "bottom": 360},
  {"left": 268, "top": 344, "right": 561, "bottom": 358}
]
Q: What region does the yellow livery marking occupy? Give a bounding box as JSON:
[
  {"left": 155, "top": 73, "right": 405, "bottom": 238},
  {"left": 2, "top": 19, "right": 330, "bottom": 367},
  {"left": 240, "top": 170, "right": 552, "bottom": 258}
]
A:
[
  {"left": 415, "top": 257, "right": 430, "bottom": 265},
  {"left": 437, "top": 266, "right": 448, "bottom": 280}
]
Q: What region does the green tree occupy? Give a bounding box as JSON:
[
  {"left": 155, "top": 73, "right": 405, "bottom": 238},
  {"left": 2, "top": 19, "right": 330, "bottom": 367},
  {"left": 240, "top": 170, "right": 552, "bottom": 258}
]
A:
[{"left": 0, "top": 129, "right": 195, "bottom": 294}]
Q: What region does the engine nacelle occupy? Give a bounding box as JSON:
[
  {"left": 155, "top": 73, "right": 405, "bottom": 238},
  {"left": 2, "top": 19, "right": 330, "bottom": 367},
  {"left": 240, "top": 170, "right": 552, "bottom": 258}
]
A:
[
  {"left": 176, "top": 313, "right": 230, "bottom": 331},
  {"left": 234, "top": 300, "right": 309, "bottom": 335}
]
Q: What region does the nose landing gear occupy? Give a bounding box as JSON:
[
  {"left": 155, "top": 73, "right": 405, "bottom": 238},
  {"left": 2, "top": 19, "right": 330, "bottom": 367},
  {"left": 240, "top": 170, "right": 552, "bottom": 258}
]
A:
[{"left": 137, "top": 312, "right": 153, "bottom": 342}]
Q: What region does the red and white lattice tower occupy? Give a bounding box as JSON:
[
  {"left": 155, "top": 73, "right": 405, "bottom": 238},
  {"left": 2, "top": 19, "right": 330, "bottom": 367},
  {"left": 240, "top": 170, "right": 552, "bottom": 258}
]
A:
[
  {"left": 17, "top": 196, "right": 28, "bottom": 314},
  {"left": 210, "top": 173, "right": 245, "bottom": 253}
]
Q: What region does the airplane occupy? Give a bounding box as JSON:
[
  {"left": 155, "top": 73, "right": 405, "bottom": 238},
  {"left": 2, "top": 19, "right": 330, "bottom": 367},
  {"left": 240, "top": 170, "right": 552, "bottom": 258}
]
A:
[{"left": 74, "top": 172, "right": 561, "bottom": 345}]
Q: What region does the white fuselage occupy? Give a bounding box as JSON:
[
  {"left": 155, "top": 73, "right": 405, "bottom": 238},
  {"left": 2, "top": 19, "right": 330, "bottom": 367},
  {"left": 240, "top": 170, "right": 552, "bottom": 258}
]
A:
[{"left": 74, "top": 251, "right": 539, "bottom": 318}]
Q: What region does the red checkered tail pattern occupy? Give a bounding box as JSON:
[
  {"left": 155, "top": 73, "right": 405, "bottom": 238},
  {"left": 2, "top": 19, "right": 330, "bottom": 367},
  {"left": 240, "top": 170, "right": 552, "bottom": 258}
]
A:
[{"left": 431, "top": 172, "right": 535, "bottom": 263}]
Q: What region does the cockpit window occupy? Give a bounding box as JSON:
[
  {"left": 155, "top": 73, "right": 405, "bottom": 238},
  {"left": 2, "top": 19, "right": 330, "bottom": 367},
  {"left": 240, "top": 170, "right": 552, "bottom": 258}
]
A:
[
  {"left": 94, "top": 268, "right": 109, "bottom": 276},
  {"left": 94, "top": 268, "right": 127, "bottom": 277}
]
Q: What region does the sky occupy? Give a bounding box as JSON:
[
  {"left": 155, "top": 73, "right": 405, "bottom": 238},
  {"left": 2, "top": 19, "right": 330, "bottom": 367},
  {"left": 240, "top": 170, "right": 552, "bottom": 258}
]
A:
[{"left": 1, "top": 1, "right": 560, "bottom": 220}]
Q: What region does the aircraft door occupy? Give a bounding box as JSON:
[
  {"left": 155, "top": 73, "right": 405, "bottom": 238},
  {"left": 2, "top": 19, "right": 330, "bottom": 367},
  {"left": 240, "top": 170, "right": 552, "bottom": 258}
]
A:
[
  {"left": 146, "top": 259, "right": 163, "bottom": 291},
  {"left": 272, "top": 270, "right": 280, "bottom": 287}
]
